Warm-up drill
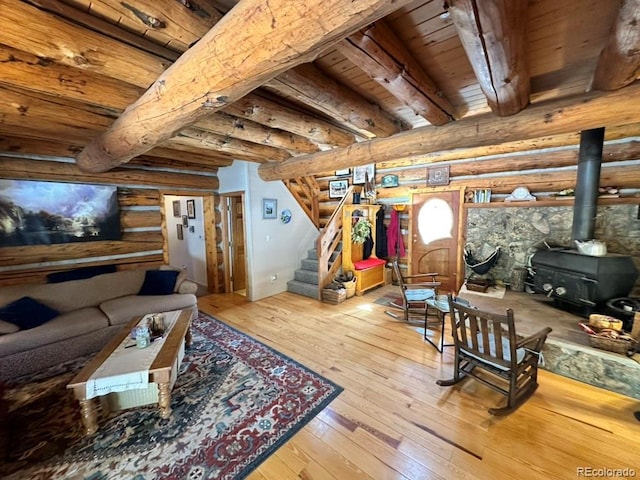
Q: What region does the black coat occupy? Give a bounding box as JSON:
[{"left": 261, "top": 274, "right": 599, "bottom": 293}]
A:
[{"left": 375, "top": 206, "right": 388, "bottom": 259}]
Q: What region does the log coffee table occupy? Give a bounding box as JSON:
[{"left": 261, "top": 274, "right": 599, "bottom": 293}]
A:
[{"left": 67, "top": 309, "right": 192, "bottom": 435}]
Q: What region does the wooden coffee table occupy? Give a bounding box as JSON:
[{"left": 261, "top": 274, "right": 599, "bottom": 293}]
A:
[{"left": 67, "top": 309, "right": 192, "bottom": 435}]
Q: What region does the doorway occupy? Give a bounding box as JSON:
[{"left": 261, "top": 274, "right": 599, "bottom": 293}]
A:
[
  {"left": 410, "top": 189, "right": 465, "bottom": 293},
  {"left": 221, "top": 192, "right": 248, "bottom": 296},
  {"left": 162, "top": 193, "right": 218, "bottom": 294}
]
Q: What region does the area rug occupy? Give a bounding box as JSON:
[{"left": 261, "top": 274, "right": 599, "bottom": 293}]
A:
[{"left": 0, "top": 312, "right": 343, "bottom": 479}]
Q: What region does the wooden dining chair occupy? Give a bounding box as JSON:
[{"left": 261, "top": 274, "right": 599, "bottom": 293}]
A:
[{"left": 437, "top": 294, "right": 552, "bottom": 415}]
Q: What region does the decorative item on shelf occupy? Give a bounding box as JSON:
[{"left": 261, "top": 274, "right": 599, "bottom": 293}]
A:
[
  {"left": 381, "top": 174, "right": 399, "bottom": 188},
  {"left": 352, "top": 186, "right": 362, "bottom": 204},
  {"left": 599, "top": 186, "right": 619, "bottom": 198},
  {"left": 427, "top": 165, "right": 450, "bottom": 186},
  {"left": 554, "top": 188, "right": 575, "bottom": 198},
  {"left": 473, "top": 189, "right": 492, "bottom": 203},
  {"left": 464, "top": 190, "right": 474, "bottom": 203},
  {"left": 280, "top": 209, "right": 292, "bottom": 224},
  {"left": 505, "top": 186, "right": 536, "bottom": 202}
]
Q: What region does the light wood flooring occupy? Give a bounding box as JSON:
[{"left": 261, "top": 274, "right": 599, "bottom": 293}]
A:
[{"left": 198, "top": 287, "right": 640, "bottom": 480}]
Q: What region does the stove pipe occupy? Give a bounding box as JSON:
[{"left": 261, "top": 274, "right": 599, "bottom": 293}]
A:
[{"left": 572, "top": 127, "right": 605, "bottom": 243}]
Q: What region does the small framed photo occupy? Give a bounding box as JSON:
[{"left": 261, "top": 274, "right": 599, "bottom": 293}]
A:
[
  {"left": 172, "top": 200, "right": 181, "bottom": 218},
  {"left": 353, "top": 164, "right": 375, "bottom": 185},
  {"left": 329, "top": 179, "right": 349, "bottom": 198},
  {"left": 186, "top": 199, "right": 196, "bottom": 219},
  {"left": 335, "top": 168, "right": 350, "bottom": 176},
  {"left": 182, "top": 215, "right": 188, "bottom": 228},
  {"left": 176, "top": 224, "right": 183, "bottom": 240},
  {"left": 427, "top": 165, "right": 450, "bottom": 186},
  {"left": 263, "top": 198, "right": 277, "bottom": 219}
]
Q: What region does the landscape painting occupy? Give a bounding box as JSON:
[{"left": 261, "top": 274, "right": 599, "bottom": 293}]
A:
[{"left": 0, "top": 180, "right": 121, "bottom": 247}]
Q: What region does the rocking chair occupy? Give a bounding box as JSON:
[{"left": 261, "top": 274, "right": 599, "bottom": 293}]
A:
[
  {"left": 387, "top": 261, "right": 441, "bottom": 322},
  {"left": 437, "top": 294, "right": 552, "bottom": 415}
]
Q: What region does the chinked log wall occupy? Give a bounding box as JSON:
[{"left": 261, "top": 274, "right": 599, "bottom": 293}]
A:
[
  {"left": 0, "top": 155, "right": 223, "bottom": 289},
  {"left": 292, "top": 127, "right": 640, "bottom": 271}
]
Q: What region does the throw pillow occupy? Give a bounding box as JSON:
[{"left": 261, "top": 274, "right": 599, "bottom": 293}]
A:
[
  {"left": 0, "top": 297, "right": 60, "bottom": 330},
  {"left": 0, "top": 319, "right": 20, "bottom": 335},
  {"left": 138, "top": 270, "right": 180, "bottom": 296}
]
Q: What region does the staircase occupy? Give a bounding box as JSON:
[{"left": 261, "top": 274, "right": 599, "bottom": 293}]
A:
[{"left": 287, "top": 246, "right": 341, "bottom": 299}]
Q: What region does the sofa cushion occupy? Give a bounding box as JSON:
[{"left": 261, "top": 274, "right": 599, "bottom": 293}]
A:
[
  {"left": 0, "top": 307, "right": 109, "bottom": 358},
  {"left": 100, "top": 294, "right": 197, "bottom": 326},
  {"left": 0, "top": 297, "right": 60, "bottom": 330},
  {"left": 159, "top": 265, "right": 187, "bottom": 293},
  {"left": 138, "top": 270, "right": 180, "bottom": 296},
  {"left": 0, "top": 320, "right": 19, "bottom": 335}
]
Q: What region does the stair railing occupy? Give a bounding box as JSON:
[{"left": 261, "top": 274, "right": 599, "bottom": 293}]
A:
[
  {"left": 282, "top": 177, "right": 320, "bottom": 228},
  {"left": 316, "top": 185, "right": 353, "bottom": 298}
]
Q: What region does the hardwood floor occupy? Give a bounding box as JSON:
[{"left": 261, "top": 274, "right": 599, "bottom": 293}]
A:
[{"left": 198, "top": 289, "right": 640, "bottom": 480}]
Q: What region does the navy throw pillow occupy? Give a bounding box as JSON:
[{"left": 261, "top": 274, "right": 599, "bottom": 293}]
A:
[
  {"left": 138, "top": 270, "right": 180, "bottom": 296},
  {"left": 0, "top": 297, "right": 60, "bottom": 330}
]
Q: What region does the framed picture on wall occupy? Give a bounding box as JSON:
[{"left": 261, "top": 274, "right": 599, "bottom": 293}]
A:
[
  {"left": 329, "top": 179, "right": 349, "bottom": 198},
  {"left": 352, "top": 164, "right": 375, "bottom": 185},
  {"left": 172, "top": 200, "right": 181, "bottom": 218},
  {"left": 186, "top": 199, "right": 196, "bottom": 219},
  {"left": 335, "top": 168, "right": 350, "bottom": 176},
  {"left": 176, "top": 224, "right": 183, "bottom": 240},
  {"left": 182, "top": 215, "right": 188, "bottom": 228},
  {"left": 263, "top": 198, "right": 277, "bottom": 219}
]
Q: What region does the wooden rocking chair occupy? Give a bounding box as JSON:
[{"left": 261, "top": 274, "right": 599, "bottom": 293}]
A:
[
  {"left": 437, "top": 294, "right": 552, "bottom": 415},
  {"left": 386, "top": 261, "right": 441, "bottom": 322}
]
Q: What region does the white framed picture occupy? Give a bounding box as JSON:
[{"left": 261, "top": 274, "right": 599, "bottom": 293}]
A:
[
  {"left": 329, "top": 179, "right": 349, "bottom": 198},
  {"left": 352, "top": 164, "right": 375, "bottom": 185},
  {"left": 262, "top": 198, "right": 277, "bottom": 219}
]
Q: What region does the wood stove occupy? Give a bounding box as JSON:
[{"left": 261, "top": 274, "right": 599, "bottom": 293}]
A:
[{"left": 530, "top": 128, "right": 638, "bottom": 312}]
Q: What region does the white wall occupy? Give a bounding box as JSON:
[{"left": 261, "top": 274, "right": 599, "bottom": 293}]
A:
[
  {"left": 218, "top": 161, "right": 318, "bottom": 301},
  {"left": 164, "top": 195, "right": 207, "bottom": 286}
]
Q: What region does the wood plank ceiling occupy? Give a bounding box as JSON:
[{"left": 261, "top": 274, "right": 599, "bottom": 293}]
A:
[{"left": 0, "top": 0, "right": 639, "bottom": 178}]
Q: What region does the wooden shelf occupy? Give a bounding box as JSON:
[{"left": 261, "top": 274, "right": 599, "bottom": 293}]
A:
[{"left": 463, "top": 196, "right": 640, "bottom": 209}]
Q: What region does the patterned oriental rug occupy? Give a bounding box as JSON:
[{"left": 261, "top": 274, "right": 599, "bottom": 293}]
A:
[{"left": 0, "top": 312, "right": 343, "bottom": 479}]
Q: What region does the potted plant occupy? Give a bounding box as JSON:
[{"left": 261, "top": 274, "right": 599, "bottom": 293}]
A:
[{"left": 351, "top": 218, "right": 372, "bottom": 244}]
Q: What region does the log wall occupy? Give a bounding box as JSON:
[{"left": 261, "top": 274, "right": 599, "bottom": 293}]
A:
[{"left": 0, "top": 155, "right": 222, "bottom": 288}]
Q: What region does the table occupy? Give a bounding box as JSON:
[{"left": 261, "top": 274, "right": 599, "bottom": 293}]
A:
[
  {"left": 424, "top": 298, "right": 455, "bottom": 353},
  {"left": 66, "top": 309, "right": 192, "bottom": 435}
]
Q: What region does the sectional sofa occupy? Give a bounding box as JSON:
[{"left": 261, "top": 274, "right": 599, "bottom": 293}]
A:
[{"left": 0, "top": 266, "right": 198, "bottom": 381}]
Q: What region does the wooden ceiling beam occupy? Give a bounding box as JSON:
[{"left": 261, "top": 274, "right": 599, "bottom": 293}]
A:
[
  {"left": 196, "top": 112, "right": 319, "bottom": 154},
  {"left": 267, "top": 63, "right": 404, "bottom": 138},
  {"left": 75, "top": 0, "right": 412, "bottom": 173},
  {"left": 146, "top": 146, "right": 234, "bottom": 167},
  {"left": 169, "top": 129, "right": 292, "bottom": 163},
  {"left": 24, "top": 0, "right": 182, "bottom": 61},
  {"left": 2, "top": 0, "right": 357, "bottom": 152},
  {"left": 1, "top": 0, "right": 170, "bottom": 87},
  {"left": 62, "top": 0, "right": 223, "bottom": 51},
  {"left": 373, "top": 123, "right": 640, "bottom": 170},
  {"left": 448, "top": 0, "right": 530, "bottom": 116},
  {"left": 337, "top": 20, "right": 457, "bottom": 125},
  {"left": 224, "top": 93, "right": 356, "bottom": 147},
  {"left": 257, "top": 82, "right": 640, "bottom": 180},
  {"left": 592, "top": 0, "right": 640, "bottom": 91},
  {"left": 0, "top": 45, "right": 304, "bottom": 159}
]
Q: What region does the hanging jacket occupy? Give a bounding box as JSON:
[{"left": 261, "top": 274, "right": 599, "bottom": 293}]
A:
[
  {"left": 387, "top": 209, "right": 406, "bottom": 258},
  {"left": 375, "top": 206, "right": 388, "bottom": 258}
]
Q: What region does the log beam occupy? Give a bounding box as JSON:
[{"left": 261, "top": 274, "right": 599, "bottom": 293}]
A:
[
  {"left": 267, "top": 63, "right": 404, "bottom": 138},
  {"left": 75, "top": 0, "right": 411, "bottom": 172},
  {"left": 258, "top": 82, "right": 640, "bottom": 180},
  {"left": 224, "top": 93, "right": 356, "bottom": 147},
  {"left": 448, "top": 0, "right": 529, "bottom": 116},
  {"left": 196, "top": 112, "right": 319, "bottom": 154},
  {"left": 170, "top": 129, "right": 291, "bottom": 163},
  {"left": 337, "top": 20, "right": 457, "bottom": 125},
  {"left": 592, "top": 0, "right": 640, "bottom": 91}
]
